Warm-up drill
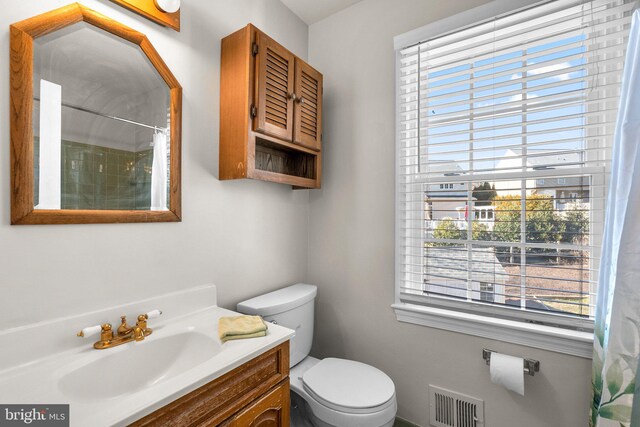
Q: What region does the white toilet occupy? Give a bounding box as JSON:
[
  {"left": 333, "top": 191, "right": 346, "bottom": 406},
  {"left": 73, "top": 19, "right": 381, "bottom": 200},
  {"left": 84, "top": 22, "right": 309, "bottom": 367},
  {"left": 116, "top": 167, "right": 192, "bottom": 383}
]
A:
[{"left": 237, "top": 284, "right": 397, "bottom": 427}]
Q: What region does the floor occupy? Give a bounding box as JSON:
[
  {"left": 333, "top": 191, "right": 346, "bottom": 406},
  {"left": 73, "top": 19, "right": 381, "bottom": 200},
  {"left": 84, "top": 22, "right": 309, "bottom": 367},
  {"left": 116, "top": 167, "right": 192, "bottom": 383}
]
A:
[{"left": 290, "top": 391, "right": 314, "bottom": 427}]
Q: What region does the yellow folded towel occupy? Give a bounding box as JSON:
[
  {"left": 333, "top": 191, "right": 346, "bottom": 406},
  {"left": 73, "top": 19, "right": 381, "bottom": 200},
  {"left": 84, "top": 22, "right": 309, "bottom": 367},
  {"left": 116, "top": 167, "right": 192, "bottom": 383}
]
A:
[
  {"left": 221, "top": 330, "right": 267, "bottom": 341},
  {"left": 218, "top": 315, "right": 268, "bottom": 342}
]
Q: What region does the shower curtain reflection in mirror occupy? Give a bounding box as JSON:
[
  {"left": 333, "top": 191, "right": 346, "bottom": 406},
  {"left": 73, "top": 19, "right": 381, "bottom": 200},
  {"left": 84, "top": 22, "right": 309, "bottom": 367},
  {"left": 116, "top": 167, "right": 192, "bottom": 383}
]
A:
[{"left": 150, "top": 130, "right": 168, "bottom": 211}]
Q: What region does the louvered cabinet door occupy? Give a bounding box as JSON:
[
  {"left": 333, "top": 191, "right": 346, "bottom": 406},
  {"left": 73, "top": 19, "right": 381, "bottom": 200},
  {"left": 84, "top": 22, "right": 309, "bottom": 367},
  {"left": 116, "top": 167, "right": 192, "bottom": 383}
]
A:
[
  {"left": 293, "top": 59, "right": 322, "bottom": 151},
  {"left": 254, "top": 32, "right": 295, "bottom": 141}
]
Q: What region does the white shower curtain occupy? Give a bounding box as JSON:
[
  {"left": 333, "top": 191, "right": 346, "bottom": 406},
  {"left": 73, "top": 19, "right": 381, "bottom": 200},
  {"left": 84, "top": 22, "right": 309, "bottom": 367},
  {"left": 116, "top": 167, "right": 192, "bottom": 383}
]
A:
[
  {"left": 150, "top": 131, "right": 168, "bottom": 211},
  {"left": 591, "top": 9, "right": 640, "bottom": 427}
]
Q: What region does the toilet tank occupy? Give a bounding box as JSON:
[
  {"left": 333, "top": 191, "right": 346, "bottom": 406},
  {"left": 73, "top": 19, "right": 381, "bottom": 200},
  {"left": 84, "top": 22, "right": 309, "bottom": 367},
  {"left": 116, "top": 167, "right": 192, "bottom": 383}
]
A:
[{"left": 237, "top": 284, "right": 317, "bottom": 367}]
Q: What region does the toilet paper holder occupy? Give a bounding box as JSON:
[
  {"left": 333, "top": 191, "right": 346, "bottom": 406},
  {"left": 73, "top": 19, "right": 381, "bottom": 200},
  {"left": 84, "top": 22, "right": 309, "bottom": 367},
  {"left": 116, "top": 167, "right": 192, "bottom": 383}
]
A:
[{"left": 482, "top": 349, "right": 540, "bottom": 376}]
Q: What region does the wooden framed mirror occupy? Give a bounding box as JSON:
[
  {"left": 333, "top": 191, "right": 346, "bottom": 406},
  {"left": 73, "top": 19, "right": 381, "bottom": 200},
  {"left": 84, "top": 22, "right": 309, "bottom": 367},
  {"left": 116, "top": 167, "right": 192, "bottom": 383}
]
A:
[{"left": 10, "top": 3, "right": 182, "bottom": 225}]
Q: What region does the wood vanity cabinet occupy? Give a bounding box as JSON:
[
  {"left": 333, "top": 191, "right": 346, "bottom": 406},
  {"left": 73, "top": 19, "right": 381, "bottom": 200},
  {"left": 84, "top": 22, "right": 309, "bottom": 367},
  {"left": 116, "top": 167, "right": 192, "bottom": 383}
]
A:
[
  {"left": 129, "top": 341, "right": 290, "bottom": 427},
  {"left": 220, "top": 24, "right": 323, "bottom": 189},
  {"left": 219, "top": 381, "right": 289, "bottom": 427}
]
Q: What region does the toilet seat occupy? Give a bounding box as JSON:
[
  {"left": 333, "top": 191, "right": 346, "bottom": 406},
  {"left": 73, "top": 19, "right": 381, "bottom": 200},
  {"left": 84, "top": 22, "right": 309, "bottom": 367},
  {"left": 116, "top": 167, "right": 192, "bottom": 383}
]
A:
[
  {"left": 302, "top": 358, "right": 396, "bottom": 414},
  {"left": 291, "top": 356, "right": 397, "bottom": 427}
]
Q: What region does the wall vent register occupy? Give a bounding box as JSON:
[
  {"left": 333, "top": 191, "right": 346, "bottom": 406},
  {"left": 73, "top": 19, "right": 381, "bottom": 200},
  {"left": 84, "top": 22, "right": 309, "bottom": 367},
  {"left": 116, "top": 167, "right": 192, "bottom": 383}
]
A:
[{"left": 429, "top": 385, "right": 484, "bottom": 427}]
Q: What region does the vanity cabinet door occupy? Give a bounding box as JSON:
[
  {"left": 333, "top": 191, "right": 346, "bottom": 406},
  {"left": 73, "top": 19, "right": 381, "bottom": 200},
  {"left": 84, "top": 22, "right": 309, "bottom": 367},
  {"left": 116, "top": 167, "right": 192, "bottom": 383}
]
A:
[
  {"left": 293, "top": 59, "right": 323, "bottom": 151},
  {"left": 254, "top": 31, "right": 295, "bottom": 142},
  {"left": 222, "top": 380, "right": 290, "bottom": 427}
]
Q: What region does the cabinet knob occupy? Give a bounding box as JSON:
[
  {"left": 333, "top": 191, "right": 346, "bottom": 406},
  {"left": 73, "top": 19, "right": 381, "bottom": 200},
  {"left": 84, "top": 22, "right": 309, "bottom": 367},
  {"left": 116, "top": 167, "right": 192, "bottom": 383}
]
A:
[{"left": 289, "top": 92, "right": 298, "bottom": 102}]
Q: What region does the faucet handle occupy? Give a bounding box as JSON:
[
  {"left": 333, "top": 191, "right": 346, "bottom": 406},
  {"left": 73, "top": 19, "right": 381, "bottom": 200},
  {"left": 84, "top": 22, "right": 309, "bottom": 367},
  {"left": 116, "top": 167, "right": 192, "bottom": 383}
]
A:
[
  {"left": 77, "top": 324, "right": 114, "bottom": 349},
  {"left": 135, "top": 309, "right": 162, "bottom": 335},
  {"left": 77, "top": 324, "right": 113, "bottom": 343},
  {"left": 77, "top": 325, "right": 102, "bottom": 337},
  {"left": 146, "top": 309, "right": 162, "bottom": 319}
]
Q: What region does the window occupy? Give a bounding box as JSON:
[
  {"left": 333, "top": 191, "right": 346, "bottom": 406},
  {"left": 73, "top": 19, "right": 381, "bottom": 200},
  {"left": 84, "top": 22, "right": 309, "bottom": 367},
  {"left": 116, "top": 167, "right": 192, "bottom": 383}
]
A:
[
  {"left": 480, "top": 282, "right": 495, "bottom": 303},
  {"left": 395, "top": 0, "right": 633, "bottom": 353}
]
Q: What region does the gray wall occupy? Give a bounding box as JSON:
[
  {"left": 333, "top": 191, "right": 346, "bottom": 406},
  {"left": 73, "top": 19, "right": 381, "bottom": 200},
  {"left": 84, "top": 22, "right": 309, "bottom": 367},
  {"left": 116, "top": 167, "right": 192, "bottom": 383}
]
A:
[
  {"left": 307, "top": 1, "right": 592, "bottom": 426},
  {"left": 1, "top": 1, "right": 593, "bottom": 426},
  {"left": 0, "top": 0, "right": 309, "bottom": 329}
]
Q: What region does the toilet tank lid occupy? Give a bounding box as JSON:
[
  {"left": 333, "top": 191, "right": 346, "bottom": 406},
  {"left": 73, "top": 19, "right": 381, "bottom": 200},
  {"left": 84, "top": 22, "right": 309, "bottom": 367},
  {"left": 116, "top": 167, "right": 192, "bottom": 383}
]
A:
[{"left": 237, "top": 284, "right": 317, "bottom": 316}]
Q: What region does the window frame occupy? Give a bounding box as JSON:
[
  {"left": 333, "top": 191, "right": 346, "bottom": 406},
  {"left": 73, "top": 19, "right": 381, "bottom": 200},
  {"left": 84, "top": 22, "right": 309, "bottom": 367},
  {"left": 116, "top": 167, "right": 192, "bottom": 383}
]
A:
[{"left": 391, "top": 0, "right": 618, "bottom": 358}]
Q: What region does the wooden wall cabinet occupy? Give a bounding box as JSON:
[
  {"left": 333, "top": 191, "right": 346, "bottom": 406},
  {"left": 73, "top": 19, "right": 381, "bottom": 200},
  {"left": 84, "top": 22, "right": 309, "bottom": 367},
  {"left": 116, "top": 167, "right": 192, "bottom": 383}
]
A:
[
  {"left": 220, "top": 24, "right": 323, "bottom": 189},
  {"left": 130, "top": 342, "right": 290, "bottom": 427}
]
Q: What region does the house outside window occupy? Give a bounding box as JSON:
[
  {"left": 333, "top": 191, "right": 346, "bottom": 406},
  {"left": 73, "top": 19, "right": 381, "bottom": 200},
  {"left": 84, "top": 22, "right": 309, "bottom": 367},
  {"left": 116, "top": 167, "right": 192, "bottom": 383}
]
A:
[{"left": 395, "top": 0, "right": 632, "bottom": 355}]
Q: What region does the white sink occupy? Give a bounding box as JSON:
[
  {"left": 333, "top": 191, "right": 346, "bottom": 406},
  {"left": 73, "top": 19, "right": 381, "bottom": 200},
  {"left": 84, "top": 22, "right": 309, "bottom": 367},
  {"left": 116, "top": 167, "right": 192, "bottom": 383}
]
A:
[
  {"left": 0, "top": 286, "right": 295, "bottom": 427},
  {"left": 58, "top": 330, "right": 221, "bottom": 401}
]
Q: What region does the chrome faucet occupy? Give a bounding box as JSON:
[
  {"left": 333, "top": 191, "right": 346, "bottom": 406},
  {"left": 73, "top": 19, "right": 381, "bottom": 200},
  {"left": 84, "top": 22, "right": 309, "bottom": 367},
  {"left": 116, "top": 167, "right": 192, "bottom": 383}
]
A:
[{"left": 77, "top": 310, "right": 162, "bottom": 349}]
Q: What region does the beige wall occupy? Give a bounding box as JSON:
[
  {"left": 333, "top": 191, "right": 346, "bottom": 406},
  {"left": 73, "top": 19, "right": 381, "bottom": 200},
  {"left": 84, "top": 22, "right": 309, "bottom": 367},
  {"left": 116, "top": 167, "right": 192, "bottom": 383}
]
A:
[
  {"left": 307, "top": 1, "right": 592, "bottom": 426},
  {"left": 0, "top": 0, "right": 309, "bottom": 329}
]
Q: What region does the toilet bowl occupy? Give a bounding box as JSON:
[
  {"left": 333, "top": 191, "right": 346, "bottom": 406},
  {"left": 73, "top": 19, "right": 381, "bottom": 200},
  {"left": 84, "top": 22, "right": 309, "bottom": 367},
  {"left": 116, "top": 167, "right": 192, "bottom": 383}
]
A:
[
  {"left": 237, "top": 284, "right": 397, "bottom": 427},
  {"left": 290, "top": 356, "right": 396, "bottom": 427}
]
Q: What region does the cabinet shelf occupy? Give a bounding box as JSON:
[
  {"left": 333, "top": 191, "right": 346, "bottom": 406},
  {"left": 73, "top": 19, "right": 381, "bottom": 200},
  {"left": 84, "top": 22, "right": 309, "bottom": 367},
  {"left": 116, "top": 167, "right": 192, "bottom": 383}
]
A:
[
  {"left": 255, "top": 131, "right": 319, "bottom": 155},
  {"left": 255, "top": 137, "right": 316, "bottom": 177},
  {"left": 249, "top": 169, "right": 318, "bottom": 189}
]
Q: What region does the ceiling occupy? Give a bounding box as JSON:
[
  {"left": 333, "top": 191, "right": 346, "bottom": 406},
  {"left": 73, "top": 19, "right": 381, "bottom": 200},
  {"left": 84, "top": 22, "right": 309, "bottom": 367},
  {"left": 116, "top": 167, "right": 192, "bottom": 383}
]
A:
[{"left": 280, "top": 0, "right": 364, "bottom": 25}]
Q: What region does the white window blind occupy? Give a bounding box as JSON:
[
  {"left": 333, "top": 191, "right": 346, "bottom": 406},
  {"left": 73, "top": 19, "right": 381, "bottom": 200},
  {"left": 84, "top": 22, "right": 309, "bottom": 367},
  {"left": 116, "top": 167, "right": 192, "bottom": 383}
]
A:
[{"left": 396, "top": 0, "right": 634, "bottom": 330}]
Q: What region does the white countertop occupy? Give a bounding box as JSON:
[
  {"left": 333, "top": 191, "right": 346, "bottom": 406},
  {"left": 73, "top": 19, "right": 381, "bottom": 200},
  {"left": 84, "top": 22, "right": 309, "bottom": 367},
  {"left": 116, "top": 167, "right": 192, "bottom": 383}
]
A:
[{"left": 0, "top": 286, "right": 294, "bottom": 427}]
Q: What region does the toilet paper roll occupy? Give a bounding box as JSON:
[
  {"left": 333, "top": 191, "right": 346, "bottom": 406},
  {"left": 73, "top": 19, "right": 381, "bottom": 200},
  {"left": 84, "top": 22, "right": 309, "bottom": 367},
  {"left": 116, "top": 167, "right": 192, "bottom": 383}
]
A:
[{"left": 490, "top": 352, "right": 525, "bottom": 396}]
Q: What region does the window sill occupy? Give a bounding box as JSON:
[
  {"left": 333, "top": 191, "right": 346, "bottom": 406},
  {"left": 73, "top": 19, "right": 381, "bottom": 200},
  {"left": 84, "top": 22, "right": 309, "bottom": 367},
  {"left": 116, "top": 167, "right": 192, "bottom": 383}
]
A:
[{"left": 391, "top": 303, "right": 594, "bottom": 358}]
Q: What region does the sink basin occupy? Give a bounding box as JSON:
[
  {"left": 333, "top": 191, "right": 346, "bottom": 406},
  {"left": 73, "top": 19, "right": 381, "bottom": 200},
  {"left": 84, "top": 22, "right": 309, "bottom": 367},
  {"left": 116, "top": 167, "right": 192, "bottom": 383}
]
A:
[{"left": 58, "top": 331, "right": 220, "bottom": 401}]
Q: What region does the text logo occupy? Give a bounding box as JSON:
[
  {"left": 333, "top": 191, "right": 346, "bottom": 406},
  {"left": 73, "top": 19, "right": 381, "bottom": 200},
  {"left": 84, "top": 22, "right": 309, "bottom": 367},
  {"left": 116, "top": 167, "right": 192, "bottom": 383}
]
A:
[{"left": 0, "top": 405, "right": 68, "bottom": 426}]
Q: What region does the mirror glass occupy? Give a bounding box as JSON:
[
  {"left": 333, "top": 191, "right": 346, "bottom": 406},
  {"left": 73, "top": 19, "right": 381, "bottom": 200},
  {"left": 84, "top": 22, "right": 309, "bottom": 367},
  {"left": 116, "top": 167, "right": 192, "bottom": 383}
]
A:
[{"left": 32, "top": 22, "right": 171, "bottom": 211}]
